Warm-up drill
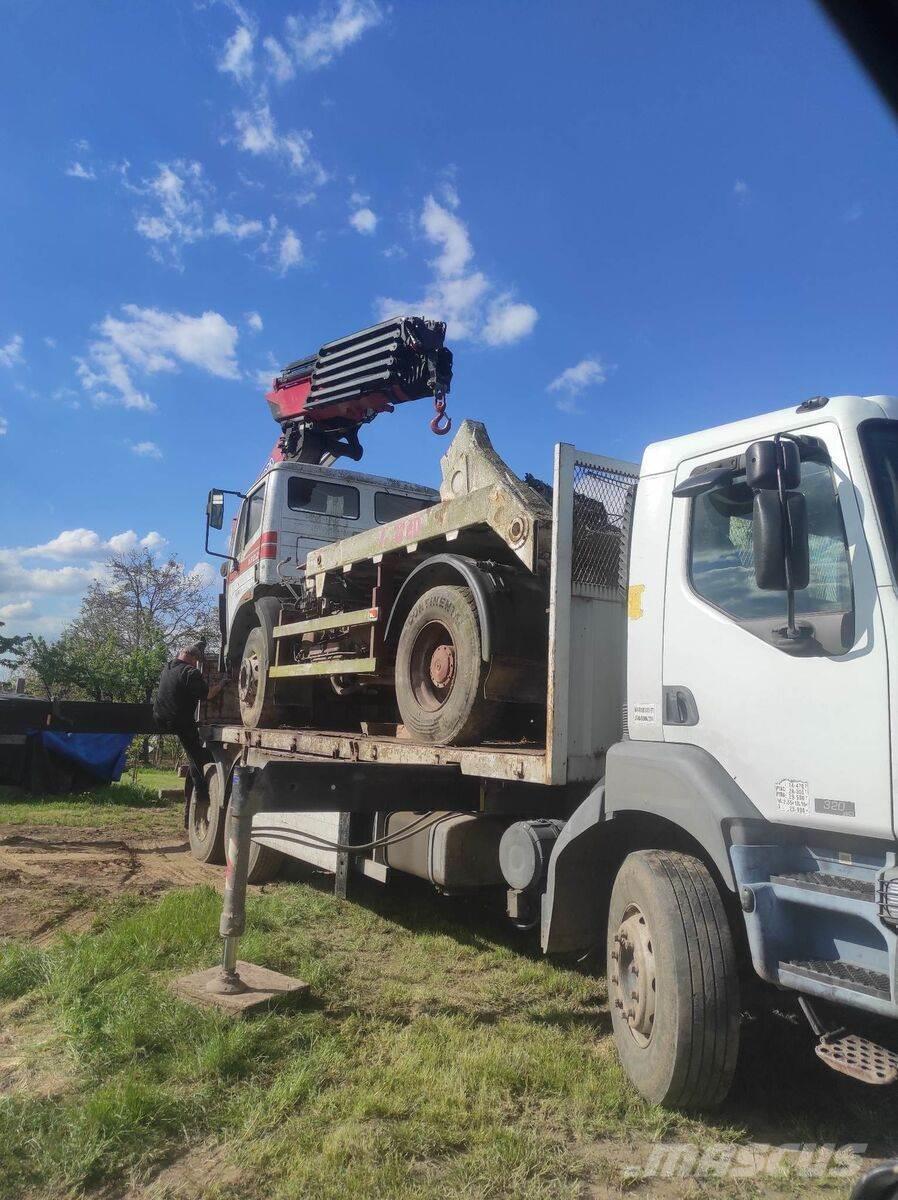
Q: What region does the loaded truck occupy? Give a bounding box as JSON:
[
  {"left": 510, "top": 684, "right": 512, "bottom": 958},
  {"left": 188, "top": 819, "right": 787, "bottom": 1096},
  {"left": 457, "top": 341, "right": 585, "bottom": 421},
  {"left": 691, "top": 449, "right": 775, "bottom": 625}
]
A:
[{"left": 192, "top": 316, "right": 898, "bottom": 1109}]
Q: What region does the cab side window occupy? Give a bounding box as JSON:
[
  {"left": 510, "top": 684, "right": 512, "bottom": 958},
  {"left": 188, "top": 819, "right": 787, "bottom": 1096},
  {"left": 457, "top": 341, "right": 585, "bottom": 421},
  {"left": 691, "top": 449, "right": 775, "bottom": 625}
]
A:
[
  {"left": 239, "top": 485, "right": 266, "bottom": 553},
  {"left": 689, "top": 458, "right": 853, "bottom": 647}
]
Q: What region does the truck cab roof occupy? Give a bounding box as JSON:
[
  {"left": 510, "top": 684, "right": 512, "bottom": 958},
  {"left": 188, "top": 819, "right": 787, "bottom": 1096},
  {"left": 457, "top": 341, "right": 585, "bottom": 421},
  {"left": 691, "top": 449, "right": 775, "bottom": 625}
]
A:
[
  {"left": 256, "top": 457, "right": 439, "bottom": 500},
  {"left": 641, "top": 394, "right": 898, "bottom": 477}
]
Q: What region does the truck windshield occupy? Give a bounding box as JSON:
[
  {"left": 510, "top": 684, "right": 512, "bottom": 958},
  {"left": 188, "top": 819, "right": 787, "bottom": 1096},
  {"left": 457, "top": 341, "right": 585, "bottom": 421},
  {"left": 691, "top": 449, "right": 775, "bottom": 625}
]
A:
[{"left": 860, "top": 420, "right": 898, "bottom": 580}]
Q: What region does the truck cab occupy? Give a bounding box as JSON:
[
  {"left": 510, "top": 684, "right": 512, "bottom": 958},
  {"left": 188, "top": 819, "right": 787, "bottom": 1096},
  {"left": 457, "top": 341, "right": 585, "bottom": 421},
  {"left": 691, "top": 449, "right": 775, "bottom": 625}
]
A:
[{"left": 209, "top": 460, "right": 438, "bottom": 671}]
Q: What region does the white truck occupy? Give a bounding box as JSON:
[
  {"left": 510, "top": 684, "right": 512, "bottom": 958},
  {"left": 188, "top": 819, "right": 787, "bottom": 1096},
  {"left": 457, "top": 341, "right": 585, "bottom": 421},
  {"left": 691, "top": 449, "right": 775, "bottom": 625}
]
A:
[{"left": 198, "top": 374, "right": 898, "bottom": 1110}]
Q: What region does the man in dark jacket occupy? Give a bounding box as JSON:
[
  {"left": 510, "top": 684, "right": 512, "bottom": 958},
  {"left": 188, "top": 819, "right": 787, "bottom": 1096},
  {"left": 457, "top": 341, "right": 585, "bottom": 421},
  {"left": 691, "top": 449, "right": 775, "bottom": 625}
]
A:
[{"left": 153, "top": 644, "right": 225, "bottom": 801}]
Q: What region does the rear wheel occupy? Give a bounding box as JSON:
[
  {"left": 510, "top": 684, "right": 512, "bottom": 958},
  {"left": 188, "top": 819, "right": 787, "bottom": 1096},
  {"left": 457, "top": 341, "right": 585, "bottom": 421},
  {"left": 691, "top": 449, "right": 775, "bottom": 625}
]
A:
[
  {"left": 607, "top": 850, "right": 741, "bottom": 1110},
  {"left": 187, "top": 761, "right": 227, "bottom": 864},
  {"left": 394, "top": 584, "right": 495, "bottom": 745},
  {"left": 238, "top": 625, "right": 285, "bottom": 729}
]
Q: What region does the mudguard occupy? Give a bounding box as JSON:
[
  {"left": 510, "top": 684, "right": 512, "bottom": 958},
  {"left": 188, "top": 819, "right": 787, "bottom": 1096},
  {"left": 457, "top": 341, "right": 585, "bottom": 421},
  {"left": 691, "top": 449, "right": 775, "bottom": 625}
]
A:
[{"left": 540, "top": 741, "right": 764, "bottom": 954}]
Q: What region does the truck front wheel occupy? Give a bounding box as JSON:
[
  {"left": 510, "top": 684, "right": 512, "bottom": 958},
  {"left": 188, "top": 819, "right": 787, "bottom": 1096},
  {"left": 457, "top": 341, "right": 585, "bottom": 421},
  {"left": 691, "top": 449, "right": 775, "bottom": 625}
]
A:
[
  {"left": 607, "top": 850, "right": 740, "bottom": 1110},
  {"left": 394, "top": 584, "right": 496, "bottom": 745}
]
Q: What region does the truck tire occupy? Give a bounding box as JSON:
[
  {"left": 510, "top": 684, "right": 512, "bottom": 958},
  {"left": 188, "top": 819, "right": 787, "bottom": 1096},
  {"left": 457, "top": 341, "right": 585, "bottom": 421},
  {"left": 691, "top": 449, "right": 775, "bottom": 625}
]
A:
[
  {"left": 606, "top": 850, "right": 740, "bottom": 1110},
  {"left": 238, "top": 625, "right": 285, "bottom": 729},
  {"left": 187, "top": 762, "right": 227, "bottom": 865},
  {"left": 394, "top": 584, "right": 496, "bottom": 745},
  {"left": 225, "top": 805, "right": 284, "bottom": 884}
]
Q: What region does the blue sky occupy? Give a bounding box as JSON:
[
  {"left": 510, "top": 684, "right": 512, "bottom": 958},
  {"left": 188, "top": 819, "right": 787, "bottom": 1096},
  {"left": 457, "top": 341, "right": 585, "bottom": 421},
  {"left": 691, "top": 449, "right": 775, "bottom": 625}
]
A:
[{"left": 1, "top": 0, "right": 895, "bottom": 640}]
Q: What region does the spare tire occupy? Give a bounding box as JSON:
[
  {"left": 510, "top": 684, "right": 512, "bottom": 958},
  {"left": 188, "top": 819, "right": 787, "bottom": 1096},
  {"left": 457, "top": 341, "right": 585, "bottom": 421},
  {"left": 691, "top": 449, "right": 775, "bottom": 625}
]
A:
[{"left": 394, "top": 584, "right": 496, "bottom": 745}]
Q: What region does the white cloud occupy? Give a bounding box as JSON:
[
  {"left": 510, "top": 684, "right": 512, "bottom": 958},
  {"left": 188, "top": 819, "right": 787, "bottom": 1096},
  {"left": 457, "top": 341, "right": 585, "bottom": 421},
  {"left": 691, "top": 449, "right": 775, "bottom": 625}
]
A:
[
  {"left": 349, "top": 206, "right": 377, "bottom": 235},
  {"left": 420, "top": 194, "right": 472, "bottom": 277},
  {"left": 65, "top": 162, "right": 96, "bottom": 180},
  {"left": 483, "top": 296, "right": 538, "bottom": 346},
  {"left": 547, "top": 357, "right": 607, "bottom": 413},
  {"left": 277, "top": 227, "right": 303, "bottom": 272},
  {"left": 219, "top": 25, "right": 255, "bottom": 82},
  {"left": 20, "top": 528, "right": 167, "bottom": 561},
  {"left": 22, "top": 529, "right": 103, "bottom": 559},
  {"left": 188, "top": 561, "right": 217, "bottom": 588},
  {"left": 231, "top": 105, "right": 327, "bottom": 184},
  {"left": 212, "top": 211, "right": 265, "bottom": 240},
  {"left": 0, "top": 416, "right": 7, "bottom": 437},
  {"left": 376, "top": 192, "right": 538, "bottom": 345},
  {"left": 733, "top": 179, "right": 750, "bottom": 203},
  {"left": 252, "top": 356, "right": 280, "bottom": 389},
  {"left": 844, "top": 202, "right": 863, "bottom": 223},
  {"left": 285, "top": 0, "right": 382, "bottom": 69},
  {"left": 76, "top": 304, "right": 240, "bottom": 411},
  {"left": 0, "top": 600, "right": 33, "bottom": 621},
  {"left": 44, "top": 337, "right": 57, "bottom": 349},
  {"left": 0, "top": 530, "right": 168, "bottom": 637},
  {"left": 263, "top": 35, "right": 295, "bottom": 83},
  {"left": 0, "top": 334, "right": 24, "bottom": 368},
  {"left": 130, "top": 440, "right": 163, "bottom": 459},
  {"left": 245, "top": 311, "right": 263, "bottom": 331},
  {"left": 132, "top": 160, "right": 209, "bottom": 266},
  {"left": 0, "top": 561, "right": 98, "bottom": 596}
]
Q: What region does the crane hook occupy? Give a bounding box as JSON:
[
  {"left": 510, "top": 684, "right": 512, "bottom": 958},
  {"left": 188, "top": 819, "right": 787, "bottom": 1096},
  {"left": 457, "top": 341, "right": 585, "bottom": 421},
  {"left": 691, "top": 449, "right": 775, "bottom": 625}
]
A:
[{"left": 430, "top": 391, "right": 452, "bottom": 436}]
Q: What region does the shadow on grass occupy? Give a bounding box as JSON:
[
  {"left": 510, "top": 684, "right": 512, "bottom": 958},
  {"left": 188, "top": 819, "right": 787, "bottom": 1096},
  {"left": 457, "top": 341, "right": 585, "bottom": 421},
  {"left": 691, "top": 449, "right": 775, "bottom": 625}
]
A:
[{"left": 278, "top": 855, "right": 898, "bottom": 1154}]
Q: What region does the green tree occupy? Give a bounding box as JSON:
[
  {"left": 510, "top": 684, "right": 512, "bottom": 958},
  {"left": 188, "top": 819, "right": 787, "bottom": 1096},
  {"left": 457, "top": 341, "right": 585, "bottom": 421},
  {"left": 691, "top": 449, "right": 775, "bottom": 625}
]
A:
[
  {"left": 0, "top": 621, "right": 30, "bottom": 677},
  {"left": 23, "top": 550, "right": 216, "bottom": 706}
]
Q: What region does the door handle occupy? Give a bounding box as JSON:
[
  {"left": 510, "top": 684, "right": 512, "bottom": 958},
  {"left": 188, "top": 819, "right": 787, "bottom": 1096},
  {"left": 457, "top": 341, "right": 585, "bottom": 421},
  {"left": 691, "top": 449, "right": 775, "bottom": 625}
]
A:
[{"left": 663, "top": 685, "right": 699, "bottom": 726}]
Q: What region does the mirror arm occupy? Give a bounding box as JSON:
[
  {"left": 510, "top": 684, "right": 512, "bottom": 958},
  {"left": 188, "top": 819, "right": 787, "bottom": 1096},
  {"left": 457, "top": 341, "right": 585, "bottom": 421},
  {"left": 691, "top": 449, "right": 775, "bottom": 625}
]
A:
[{"left": 204, "top": 487, "right": 246, "bottom": 568}]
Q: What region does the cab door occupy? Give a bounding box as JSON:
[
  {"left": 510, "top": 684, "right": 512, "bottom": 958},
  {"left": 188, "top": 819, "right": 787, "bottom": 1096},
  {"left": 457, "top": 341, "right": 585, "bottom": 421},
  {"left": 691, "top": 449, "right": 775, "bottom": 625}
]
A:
[
  {"left": 661, "top": 422, "right": 892, "bottom": 840},
  {"left": 226, "top": 481, "right": 266, "bottom": 633}
]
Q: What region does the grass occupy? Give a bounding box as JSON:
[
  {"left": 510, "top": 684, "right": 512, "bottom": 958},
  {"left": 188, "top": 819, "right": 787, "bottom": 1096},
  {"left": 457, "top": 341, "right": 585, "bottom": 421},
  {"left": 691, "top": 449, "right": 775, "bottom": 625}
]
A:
[
  {"left": 0, "top": 768, "right": 182, "bottom": 832},
  {"left": 1, "top": 783, "right": 897, "bottom": 1199},
  {"left": 2, "top": 869, "right": 897, "bottom": 1200}
]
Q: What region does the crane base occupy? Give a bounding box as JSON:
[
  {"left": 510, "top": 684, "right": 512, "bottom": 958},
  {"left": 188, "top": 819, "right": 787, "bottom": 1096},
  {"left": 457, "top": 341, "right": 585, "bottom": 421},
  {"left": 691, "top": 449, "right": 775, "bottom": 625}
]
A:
[{"left": 170, "top": 961, "right": 309, "bottom": 1016}]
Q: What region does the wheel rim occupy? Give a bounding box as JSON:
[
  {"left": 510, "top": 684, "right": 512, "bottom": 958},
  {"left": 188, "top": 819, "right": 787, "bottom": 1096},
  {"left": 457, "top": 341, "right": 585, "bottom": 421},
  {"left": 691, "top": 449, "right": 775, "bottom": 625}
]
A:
[
  {"left": 239, "top": 647, "right": 261, "bottom": 709},
  {"left": 408, "top": 620, "right": 457, "bottom": 712},
  {"left": 610, "top": 903, "right": 657, "bottom": 1048}
]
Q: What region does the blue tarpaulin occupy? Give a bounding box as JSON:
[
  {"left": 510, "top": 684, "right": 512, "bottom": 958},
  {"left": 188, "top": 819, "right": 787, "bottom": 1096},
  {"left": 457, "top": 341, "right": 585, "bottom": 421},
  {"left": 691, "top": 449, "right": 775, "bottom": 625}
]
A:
[{"left": 38, "top": 731, "right": 133, "bottom": 782}]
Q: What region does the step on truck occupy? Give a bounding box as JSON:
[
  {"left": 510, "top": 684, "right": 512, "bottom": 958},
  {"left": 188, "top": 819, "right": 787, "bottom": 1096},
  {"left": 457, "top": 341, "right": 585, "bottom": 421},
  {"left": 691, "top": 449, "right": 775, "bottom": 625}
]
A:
[{"left": 194, "top": 317, "right": 898, "bottom": 1108}]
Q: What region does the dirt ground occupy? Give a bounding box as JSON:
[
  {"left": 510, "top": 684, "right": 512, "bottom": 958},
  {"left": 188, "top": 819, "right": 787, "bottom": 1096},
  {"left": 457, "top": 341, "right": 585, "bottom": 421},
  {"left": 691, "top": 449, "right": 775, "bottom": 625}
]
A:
[{"left": 0, "top": 820, "right": 215, "bottom": 943}]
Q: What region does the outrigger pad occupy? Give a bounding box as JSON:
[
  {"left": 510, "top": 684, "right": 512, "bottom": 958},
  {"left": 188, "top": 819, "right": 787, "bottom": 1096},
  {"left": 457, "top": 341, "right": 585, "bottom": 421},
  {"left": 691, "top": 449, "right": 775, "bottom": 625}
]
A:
[
  {"left": 171, "top": 961, "right": 309, "bottom": 1016},
  {"left": 815, "top": 1033, "right": 898, "bottom": 1085}
]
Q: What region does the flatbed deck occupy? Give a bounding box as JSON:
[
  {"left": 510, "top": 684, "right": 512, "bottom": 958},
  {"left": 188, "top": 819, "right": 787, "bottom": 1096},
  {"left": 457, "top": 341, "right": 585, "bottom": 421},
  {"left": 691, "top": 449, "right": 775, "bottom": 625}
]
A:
[{"left": 204, "top": 723, "right": 549, "bottom": 784}]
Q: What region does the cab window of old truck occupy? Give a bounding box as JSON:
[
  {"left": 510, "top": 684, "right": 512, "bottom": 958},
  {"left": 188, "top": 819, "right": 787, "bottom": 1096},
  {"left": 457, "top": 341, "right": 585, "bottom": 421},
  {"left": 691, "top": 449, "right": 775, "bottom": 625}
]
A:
[
  {"left": 240, "top": 486, "right": 266, "bottom": 551},
  {"left": 287, "top": 476, "right": 360, "bottom": 519},
  {"left": 688, "top": 457, "right": 853, "bottom": 649},
  {"left": 374, "top": 492, "right": 436, "bottom": 523}
]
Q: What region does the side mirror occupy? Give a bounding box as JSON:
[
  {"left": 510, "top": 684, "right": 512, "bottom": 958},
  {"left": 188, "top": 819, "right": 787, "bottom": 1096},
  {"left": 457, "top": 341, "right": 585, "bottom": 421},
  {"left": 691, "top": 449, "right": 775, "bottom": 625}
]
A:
[
  {"left": 207, "top": 489, "right": 225, "bottom": 531},
  {"left": 753, "top": 489, "right": 810, "bottom": 591},
  {"left": 746, "top": 439, "right": 800, "bottom": 490}
]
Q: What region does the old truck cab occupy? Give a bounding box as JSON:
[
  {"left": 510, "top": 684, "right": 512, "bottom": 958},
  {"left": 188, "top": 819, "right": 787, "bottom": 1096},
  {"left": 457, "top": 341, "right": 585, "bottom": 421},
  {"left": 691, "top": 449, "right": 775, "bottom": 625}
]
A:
[{"left": 205, "top": 460, "right": 437, "bottom": 672}]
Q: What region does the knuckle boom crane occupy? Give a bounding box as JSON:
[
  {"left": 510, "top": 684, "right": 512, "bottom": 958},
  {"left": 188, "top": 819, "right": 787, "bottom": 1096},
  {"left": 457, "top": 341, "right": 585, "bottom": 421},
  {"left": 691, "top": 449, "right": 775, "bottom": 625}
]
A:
[{"left": 264, "top": 315, "right": 453, "bottom": 467}]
